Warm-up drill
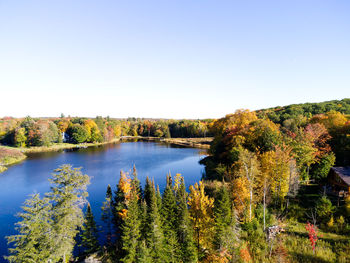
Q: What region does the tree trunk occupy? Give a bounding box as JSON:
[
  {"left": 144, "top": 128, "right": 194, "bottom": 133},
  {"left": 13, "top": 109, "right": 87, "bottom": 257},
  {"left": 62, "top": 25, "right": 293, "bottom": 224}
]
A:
[
  {"left": 249, "top": 187, "right": 253, "bottom": 221},
  {"left": 263, "top": 181, "right": 266, "bottom": 230}
]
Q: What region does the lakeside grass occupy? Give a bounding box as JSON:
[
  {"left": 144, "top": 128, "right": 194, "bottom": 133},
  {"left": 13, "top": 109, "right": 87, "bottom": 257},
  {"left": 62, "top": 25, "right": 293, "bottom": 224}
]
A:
[
  {"left": 121, "top": 136, "right": 213, "bottom": 149},
  {"left": 0, "top": 147, "right": 27, "bottom": 173},
  {"left": 162, "top": 137, "right": 212, "bottom": 149}
]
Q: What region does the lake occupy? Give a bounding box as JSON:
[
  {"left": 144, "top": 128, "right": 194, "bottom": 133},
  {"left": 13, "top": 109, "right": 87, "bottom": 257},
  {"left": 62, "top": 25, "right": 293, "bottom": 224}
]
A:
[{"left": 0, "top": 140, "right": 205, "bottom": 261}]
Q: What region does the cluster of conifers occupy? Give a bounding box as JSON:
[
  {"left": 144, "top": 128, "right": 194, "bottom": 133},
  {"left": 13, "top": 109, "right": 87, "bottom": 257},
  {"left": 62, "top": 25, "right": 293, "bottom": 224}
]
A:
[{"left": 6, "top": 165, "right": 240, "bottom": 263}]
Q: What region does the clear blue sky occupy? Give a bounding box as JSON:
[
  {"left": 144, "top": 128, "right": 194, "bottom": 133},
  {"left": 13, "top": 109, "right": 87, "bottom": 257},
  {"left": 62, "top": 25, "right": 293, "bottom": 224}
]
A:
[{"left": 0, "top": 0, "right": 349, "bottom": 119}]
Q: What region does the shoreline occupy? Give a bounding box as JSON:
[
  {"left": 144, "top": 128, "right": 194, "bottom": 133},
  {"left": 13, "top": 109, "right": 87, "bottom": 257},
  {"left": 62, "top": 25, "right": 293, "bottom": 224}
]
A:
[
  {"left": 0, "top": 137, "right": 212, "bottom": 173},
  {"left": 20, "top": 138, "right": 121, "bottom": 154}
]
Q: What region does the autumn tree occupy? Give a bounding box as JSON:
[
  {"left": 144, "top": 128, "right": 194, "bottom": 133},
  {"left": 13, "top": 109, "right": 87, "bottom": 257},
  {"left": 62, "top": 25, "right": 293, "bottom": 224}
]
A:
[
  {"left": 188, "top": 181, "right": 215, "bottom": 256},
  {"left": 13, "top": 127, "right": 27, "bottom": 147},
  {"left": 231, "top": 176, "right": 250, "bottom": 217},
  {"left": 258, "top": 151, "right": 274, "bottom": 230},
  {"left": 270, "top": 146, "right": 291, "bottom": 204},
  {"left": 236, "top": 149, "right": 260, "bottom": 221}
]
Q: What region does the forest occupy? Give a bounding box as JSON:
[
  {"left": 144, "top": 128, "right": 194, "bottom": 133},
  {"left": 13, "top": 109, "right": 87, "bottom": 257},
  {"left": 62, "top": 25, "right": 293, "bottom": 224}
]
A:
[{"left": 4, "top": 98, "right": 350, "bottom": 262}]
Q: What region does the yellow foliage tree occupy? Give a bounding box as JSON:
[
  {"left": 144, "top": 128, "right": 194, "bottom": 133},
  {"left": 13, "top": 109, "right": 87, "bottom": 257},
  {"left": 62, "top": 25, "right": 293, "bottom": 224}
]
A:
[
  {"left": 236, "top": 149, "right": 260, "bottom": 221},
  {"left": 118, "top": 171, "right": 132, "bottom": 204},
  {"left": 83, "top": 119, "right": 99, "bottom": 142},
  {"left": 231, "top": 176, "right": 250, "bottom": 217},
  {"left": 211, "top": 109, "right": 257, "bottom": 136},
  {"left": 270, "top": 146, "right": 291, "bottom": 202},
  {"left": 114, "top": 125, "right": 122, "bottom": 137},
  {"left": 258, "top": 151, "right": 275, "bottom": 229},
  {"left": 188, "top": 181, "right": 215, "bottom": 253}
]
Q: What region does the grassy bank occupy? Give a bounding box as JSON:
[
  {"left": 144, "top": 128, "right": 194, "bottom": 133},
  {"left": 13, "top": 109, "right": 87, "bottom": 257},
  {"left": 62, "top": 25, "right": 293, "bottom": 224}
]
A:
[
  {"left": 162, "top": 137, "right": 213, "bottom": 149},
  {"left": 121, "top": 136, "right": 213, "bottom": 149},
  {"left": 18, "top": 139, "right": 121, "bottom": 154},
  {"left": 0, "top": 147, "right": 27, "bottom": 173}
]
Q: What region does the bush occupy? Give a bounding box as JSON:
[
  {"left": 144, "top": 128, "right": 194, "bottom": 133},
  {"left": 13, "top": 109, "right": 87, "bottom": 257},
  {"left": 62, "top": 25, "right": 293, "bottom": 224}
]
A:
[{"left": 316, "top": 196, "right": 334, "bottom": 225}]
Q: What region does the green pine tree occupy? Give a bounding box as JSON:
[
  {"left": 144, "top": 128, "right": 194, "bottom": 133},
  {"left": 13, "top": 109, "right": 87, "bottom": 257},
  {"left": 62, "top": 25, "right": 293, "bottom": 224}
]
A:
[
  {"left": 113, "top": 170, "right": 129, "bottom": 255},
  {"left": 48, "top": 164, "right": 90, "bottom": 263},
  {"left": 136, "top": 240, "right": 152, "bottom": 263},
  {"left": 101, "top": 184, "right": 114, "bottom": 246},
  {"left": 144, "top": 178, "right": 166, "bottom": 262},
  {"left": 156, "top": 184, "right": 162, "bottom": 211},
  {"left": 144, "top": 176, "right": 153, "bottom": 208},
  {"left": 6, "top": 194, "right": 52, "bottom": 263},
  {"left": 161, "top": 174, "right": 180, "bottom": 263},
  {"left": 213, "top": 185, "right": 232, "bottom": 249},
  {"left": 120, "top": 173, "right": 143, "bottom": 263},
  {"left": 81, "top": 203, "right": 100, "bottom": 255},
  {"left": 174, "top": 175, "right": 198, "bottom": 263},
  {"left": 214, "top": 185, "right": 240, "bottom": 261},
  {"left": 131, "top": 164, "right": 143, "bottom": 199}
]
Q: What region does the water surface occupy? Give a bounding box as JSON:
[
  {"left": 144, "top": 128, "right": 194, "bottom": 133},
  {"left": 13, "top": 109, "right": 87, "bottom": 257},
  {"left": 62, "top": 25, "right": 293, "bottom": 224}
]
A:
[{"left": 0, "top": 141, "right": 205, "bottom": 260}]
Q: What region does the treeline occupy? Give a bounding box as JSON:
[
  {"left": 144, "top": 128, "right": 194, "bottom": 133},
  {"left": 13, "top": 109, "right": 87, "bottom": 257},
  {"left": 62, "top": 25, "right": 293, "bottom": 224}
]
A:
[
  {"left": 256, "top": 98, "right": 350, "bottom": 125},
  {"left": 0, "top": 116, "right": 213, "bottom": 147}
]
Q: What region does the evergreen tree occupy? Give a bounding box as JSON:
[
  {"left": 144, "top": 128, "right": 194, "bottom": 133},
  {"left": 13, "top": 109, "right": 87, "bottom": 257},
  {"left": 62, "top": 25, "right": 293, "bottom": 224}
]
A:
[
  {"left": 113, "top": 170, "right": 131, "bottom": 254},
  {"left": 220, "top": 209, "right": 240, "bottom": 262},
  {"left": 48, "top": 164, "right": 90, "bottom": 263},
  {"left": 144, "top": 176, "right": 153, "bottom": 208},
  {"left": 174, "top": 174, "right": 198, "bottom": 263},
  {"left": 161, "top": 174, "right": 180, "bottom": 263},
  {"left": 140, "top": 199, "right": 148, "bottom": 241},
  {"left": 80, "top": 203, "right": 100, "bottom": 255},
  {"left": 101, "top": 184, "right": 114, "bottom": 246},
  {"left": 6, "top": 194, "right": 52, "bottom": 263},
  {"left": 120, "top": 183, "right": 142, "bottom": 263},
  {"left": 213, "top": 185, "right": 232, "bottom": 250},
  {"left": 156, "top": 184, "right": 162, "bottom": 211},
  {"left": 136, "top": 240, "right": 152, "bottom": 263},
  {"left": 131, "top": 164, "right": 143, "bottom": 199},
  {"left": 144, "top": 177, "right": 166, "bottom": 262}
]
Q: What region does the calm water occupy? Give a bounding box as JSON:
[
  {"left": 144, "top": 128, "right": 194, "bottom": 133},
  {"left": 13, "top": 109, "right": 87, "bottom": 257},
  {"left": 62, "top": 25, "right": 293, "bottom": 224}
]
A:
[{"left": 0, "top": 141, "right": 205, "bottom": 260}]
